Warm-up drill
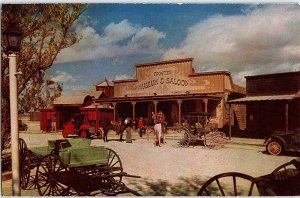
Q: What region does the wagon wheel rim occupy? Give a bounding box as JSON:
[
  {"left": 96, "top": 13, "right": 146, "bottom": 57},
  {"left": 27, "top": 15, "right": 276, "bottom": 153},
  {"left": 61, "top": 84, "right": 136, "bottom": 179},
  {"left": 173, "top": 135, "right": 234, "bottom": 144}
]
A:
[
  {"left": 36, "top": 154, "right": 70, "bottom": 196},
  {"left": 19, "top": 138, "right": 30, "bottom": 189},
  {"left": 198, "top": 172, "right": 273, "bottom": 196},
  {"left": 272, "top": 160, "right": 300, "bottom": 173},
  {"left": 179, "top": 128, "right": 190, "bottom": 147},
  {"left": 106, "top": 148, "right": 123, "bottom": 182}
]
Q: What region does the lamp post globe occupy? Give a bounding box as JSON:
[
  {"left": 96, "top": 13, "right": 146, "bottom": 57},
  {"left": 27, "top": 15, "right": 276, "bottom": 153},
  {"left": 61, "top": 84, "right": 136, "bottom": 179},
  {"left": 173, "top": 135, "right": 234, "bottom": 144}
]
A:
[{"left": 3, "top": 19, "right": 23, "bottom": 196}]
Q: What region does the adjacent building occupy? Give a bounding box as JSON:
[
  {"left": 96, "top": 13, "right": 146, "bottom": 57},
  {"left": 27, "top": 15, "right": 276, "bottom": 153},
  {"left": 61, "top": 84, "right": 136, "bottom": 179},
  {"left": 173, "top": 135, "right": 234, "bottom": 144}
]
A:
[{"left": 228, "top": 71, "right": 300, "bottom": 138}]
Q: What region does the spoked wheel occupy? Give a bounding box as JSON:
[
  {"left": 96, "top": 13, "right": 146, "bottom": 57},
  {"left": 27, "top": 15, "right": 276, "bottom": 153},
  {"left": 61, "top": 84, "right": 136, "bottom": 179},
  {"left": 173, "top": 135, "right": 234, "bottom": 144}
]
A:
[
  {"left": 36, "top": 154, "right": 70, "bottom": 196},
  {"left": 272, "top": 159, "right": 300, "bottom": 173},
  {"left": 19, "top": 138, "right": 31, "bottom": 189},
  {"left": 198, "top": 172, "right": 273, "bottom": 196},
  {"left": 101, "top": 148, "right": 124, "bottom": 196},
  {"left": 204, "top": 133, "right": 217, "bottom": 149},
  {"left": 265, "top": 159, "right": 300, "bottom": 196},
  {"left": 178, "top": 128, "right": 190, "bottom": 147},
  {"left": 266, "top": 139, "right": 283, "bottom": 156},
  {"left": 106, "top": 148, "right": 123, "bottom": 182},
  {"left": 211, "top": 131, "right": 229, "bottom": 148}
]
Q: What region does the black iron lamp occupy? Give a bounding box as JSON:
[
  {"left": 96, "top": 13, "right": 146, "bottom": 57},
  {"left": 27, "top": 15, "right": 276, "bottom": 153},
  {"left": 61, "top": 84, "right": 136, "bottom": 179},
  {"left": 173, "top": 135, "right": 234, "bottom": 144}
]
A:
[{"left": 3, "top": 21, "right": 23, "bottom": 53}]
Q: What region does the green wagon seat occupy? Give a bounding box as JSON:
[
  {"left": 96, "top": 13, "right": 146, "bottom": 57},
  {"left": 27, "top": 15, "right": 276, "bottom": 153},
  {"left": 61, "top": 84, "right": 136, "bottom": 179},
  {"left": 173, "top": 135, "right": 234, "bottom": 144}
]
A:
[{"left": 61, "top": 146, "right": 108, "bottom": 168}]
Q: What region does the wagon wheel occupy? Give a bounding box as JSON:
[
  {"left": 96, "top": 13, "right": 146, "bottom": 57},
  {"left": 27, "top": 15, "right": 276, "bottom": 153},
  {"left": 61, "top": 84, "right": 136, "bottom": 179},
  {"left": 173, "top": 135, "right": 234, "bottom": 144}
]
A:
[
  {"left": 19, "top": 138, "right": 30, "bottom": 189},
  {"left": 198, "top": 172, "right": 274, "bottom": 196},
  {"left": 204, "top": 133, "right": 218, "bottom": 149},
  {"left": 266, "top": 159, "right": 300, "bottom": 196},
  {"left": 36, "top": 154, "right": 70, "bottom": 196},
  {"left": 178, "top": 127, "right": 190, "bottom": 147},
  {"left": 100, "top": 148, "right": 124, "bottom": 195},
  {"left": 106, "top": 148, "right": 123, "bottom": 182},
  {"left": 272, "top": 159, "right": 300, "bottom": 173},
  {"left": 212, "top": 131, "right": 228, "bottom": 148}
]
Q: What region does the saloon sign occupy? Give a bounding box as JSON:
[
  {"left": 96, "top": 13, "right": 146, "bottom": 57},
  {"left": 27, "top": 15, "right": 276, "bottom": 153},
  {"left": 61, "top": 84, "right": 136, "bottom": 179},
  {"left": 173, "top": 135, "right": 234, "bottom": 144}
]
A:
[
  {"left": 133, "top": 67, "right": 194, "bottom": 90},
  {"left": 129, "top": 66, "right": 210, "bottom": 96}
]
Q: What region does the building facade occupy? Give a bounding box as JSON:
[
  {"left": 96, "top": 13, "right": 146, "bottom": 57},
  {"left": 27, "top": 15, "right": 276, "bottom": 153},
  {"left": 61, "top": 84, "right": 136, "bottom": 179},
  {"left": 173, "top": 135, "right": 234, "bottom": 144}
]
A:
[
  {"left": 40, "top": 81, "right": 114, "bottom": 131},
  {"left": 228, "top": 71, "right": 300, "bottom": 138},
  {"left": 97, "top": 58, "right": 245, "bottom": 130}
]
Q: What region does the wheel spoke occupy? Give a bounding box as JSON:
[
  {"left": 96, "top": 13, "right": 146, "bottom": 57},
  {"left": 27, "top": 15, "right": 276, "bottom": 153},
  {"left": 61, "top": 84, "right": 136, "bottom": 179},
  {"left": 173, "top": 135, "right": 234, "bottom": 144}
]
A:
[
  {"left": 110, "top": 160, "right": 119, "bottom": 167},
  {"left": 248, "top": 182, "right": 255, "bottom": 196},
  {"left": 216, "top": 179, "right": 225, "bottom": 196},
  {"left": 233, "top": 176, "right": 237, "bottom": 196}
]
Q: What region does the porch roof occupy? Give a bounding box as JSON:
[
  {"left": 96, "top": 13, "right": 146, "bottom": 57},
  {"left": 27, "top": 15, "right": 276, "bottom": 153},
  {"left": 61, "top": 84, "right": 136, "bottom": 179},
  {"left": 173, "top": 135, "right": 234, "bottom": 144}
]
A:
[
  {"left": 227, "top": 92, "right": 300, "bottom": 104},
  {"left": 95, "top": 92, "right": 223, "bottom": 103},
  {"left": 53, "top": 89, "right": 103, "bottom": 105}
]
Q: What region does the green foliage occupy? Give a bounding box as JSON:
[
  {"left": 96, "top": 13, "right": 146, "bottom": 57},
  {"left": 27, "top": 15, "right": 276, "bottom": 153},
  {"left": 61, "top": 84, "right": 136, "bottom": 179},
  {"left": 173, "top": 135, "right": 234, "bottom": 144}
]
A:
[{"left": 1, "top": 4, "right": 87, "bottom": 151}]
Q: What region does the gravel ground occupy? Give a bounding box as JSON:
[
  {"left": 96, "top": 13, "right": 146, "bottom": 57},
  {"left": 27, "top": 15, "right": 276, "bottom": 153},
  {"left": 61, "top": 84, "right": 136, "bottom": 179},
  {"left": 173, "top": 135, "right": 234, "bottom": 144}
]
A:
[{"left": 1, "top": 132, "right": 299, "bottom": 196}]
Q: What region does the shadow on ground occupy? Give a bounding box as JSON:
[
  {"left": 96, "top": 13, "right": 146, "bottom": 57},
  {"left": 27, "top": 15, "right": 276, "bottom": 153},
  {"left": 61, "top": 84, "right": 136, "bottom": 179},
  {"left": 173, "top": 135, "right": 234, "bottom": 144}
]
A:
[{"left": 126, "top": 175, "right": 214, "bottom": 196}]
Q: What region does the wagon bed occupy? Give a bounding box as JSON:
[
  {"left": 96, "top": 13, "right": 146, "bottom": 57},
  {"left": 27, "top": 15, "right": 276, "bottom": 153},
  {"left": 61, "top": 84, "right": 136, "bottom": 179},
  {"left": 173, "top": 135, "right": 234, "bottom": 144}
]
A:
[{"left": 19, "top": 138, "right": 141, "bottom": 196}]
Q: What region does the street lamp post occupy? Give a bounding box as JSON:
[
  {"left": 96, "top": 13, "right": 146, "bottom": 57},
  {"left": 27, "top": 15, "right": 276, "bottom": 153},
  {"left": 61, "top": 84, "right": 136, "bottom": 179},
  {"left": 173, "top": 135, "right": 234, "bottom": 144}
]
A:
[{"left": 3, "top": 19, "right": 23, "bottom": 196}]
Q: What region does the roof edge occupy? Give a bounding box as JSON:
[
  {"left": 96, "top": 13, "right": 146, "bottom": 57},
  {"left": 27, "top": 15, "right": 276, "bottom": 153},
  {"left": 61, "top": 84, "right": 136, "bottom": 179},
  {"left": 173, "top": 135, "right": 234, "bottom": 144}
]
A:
[{"left": 135, "top": 58, "right": 193, "bottom": 68}]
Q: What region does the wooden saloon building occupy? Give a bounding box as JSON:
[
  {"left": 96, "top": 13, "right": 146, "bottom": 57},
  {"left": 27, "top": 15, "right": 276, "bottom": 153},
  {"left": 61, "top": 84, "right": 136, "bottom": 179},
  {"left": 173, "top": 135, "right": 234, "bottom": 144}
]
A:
[{"left": 96, "top": 58, "right": 245, "bottom": 130}]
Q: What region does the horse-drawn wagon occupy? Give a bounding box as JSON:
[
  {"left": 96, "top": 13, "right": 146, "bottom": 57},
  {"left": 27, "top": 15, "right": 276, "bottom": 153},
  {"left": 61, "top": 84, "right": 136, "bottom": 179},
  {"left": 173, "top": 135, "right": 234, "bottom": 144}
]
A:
[
  {"left": 19, "top": 138, "right": 141, "bottom": 196},
  {"left": 178, "top": 112, "right": 228, "bottom": 148}
]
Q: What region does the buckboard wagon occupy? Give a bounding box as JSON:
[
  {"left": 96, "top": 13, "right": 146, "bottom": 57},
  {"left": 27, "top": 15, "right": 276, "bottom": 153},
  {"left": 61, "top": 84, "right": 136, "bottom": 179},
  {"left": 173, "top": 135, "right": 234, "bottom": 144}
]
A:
[
  {"left": 178, "top": 112, "right": 229, "bottom": 148},
  {"left": 19, "top": 138, "right": 141, "bottom": 196}
]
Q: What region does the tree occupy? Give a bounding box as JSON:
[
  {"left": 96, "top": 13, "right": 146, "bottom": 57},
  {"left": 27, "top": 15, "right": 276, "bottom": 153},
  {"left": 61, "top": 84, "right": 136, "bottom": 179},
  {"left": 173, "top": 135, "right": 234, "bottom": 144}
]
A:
[
  {"left": 1, "top": 4, "right": 87, "bottom": 151},
  {"left": 19, "top": 82, "right": 63, "bottom": 112}
]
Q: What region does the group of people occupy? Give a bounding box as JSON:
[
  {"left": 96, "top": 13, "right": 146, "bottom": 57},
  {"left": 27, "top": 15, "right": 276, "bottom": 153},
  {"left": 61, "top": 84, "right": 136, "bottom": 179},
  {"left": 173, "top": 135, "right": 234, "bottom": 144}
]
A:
[{"left": 99, "top": 111, "right": 166, "bottom": 146}]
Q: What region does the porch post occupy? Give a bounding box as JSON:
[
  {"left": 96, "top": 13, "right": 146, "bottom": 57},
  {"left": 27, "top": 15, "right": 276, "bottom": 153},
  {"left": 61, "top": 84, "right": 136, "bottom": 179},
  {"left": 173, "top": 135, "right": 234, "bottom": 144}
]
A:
[
  {"left": 153, "top": 100, "right": 158, "bottom": 114},
  {"left": 95, "top": 103, "right": 99, "bottom": 132},
  {"left": 203, "top": 99, "right": 208, "bottom": 124},
  {"left": 56, "top": 111, "right": 60, "bottom": 130},
  {"left": 203, "top": 99, "right": 208, "bottom": 113},
  {"left": 132, "top": 101, "right": 136, "bottom": 120},
  {"left": 177, "top": 100, "right": 182, "bottom": 126},
  {"left": 229, "top": 103, "right": 232, "bottom": 140},
  {"left": 112, "top": 102, "right": 117, "bottom": 121},
  {"left": 285, "top": 102, "right": 289, "bottom": 135}
]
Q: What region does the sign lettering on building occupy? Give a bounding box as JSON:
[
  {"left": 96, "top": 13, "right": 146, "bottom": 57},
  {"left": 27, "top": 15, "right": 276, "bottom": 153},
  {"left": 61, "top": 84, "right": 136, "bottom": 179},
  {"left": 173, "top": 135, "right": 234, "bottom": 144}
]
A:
[{"left": 118, "top": 66, "right": 210, "bottom": 96}]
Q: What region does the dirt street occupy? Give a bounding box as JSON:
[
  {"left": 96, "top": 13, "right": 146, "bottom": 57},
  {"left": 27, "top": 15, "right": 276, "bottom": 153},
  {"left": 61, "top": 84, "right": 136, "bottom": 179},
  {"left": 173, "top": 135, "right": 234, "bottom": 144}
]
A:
[{"left": 2, "top": 132, "right": 298, "bottom": 196}]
